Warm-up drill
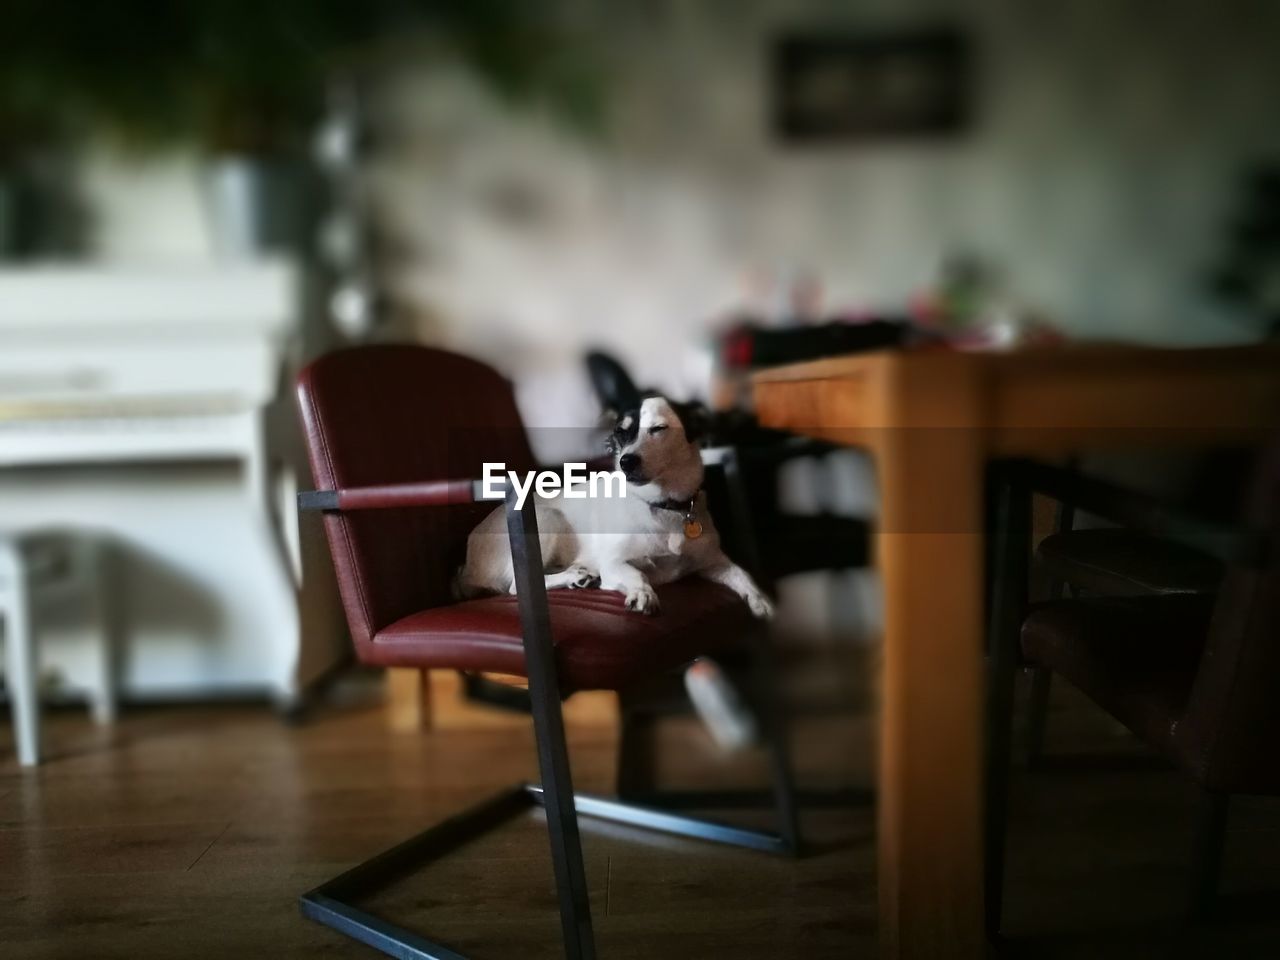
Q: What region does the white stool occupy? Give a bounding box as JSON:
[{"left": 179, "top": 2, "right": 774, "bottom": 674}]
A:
[{"left": 0, "top": 532, "right": 117, "bottom": 766}]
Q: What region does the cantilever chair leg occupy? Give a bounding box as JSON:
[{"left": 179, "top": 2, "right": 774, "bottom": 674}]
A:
[
  {"left": 1024, "top": 665, "right": 1053, "bottom": 768},
  {"left": 1187, "top": 789, "right": 1230, "bottom": 922},
  {"left": 984, "top": 467, "right": 1032, "bottom": 940},
  {"left": 613, "top": 626, "right": 808, "bottom": 825},
  {"left": 301, "top": 489, "right": 801, "bottom": 960},
  {"left": 755, "top": 631, "right": 802, "bottom": 855},
  {"left": 507, "top": 483, "right": 597, "bottom": 958}
]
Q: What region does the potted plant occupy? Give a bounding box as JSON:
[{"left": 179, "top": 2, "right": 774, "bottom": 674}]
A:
[
  {"left": 0, "top": 25, "right": 68, "bottom": 258},
  {"left": 0, "top": 110, "right": 37, "bottom": 258},
  {"left": 1, "top": 1, "right": 601, "bottom": 259}
]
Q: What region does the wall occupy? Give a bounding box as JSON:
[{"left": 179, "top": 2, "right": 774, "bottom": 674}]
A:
[
  {"left": 366, "top": 0, "right": 1279, "bottom": 648},
  {"left": 65, "top": 1, "right": 1280, "bottom": 651},
  {"left": 74, "top": 1, "right": 1280, "bottom": 423},
  {"left": 374, "top": 0, "right": 1280, "bottom": 434}
]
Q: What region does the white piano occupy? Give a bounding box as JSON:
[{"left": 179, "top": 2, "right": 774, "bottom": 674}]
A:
[{"left": 0, "top": 262, "right": 347, "bottom": 709}]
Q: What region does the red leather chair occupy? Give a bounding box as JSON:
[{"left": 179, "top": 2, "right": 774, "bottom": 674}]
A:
[{"left": 294, "top": 345, "right": 799, "bottom": 960}]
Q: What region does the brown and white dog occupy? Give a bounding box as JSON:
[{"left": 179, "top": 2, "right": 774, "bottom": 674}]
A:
[{"left": 454, "top": 396, "right": 773, "bottom": 618}]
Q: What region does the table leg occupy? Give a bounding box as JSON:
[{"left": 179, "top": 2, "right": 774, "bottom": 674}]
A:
[
  {"left": 386, "top": 667, "right": 433, "bottom": 732},
  {"left": 873, "top": 419, "right": 986, "bottom": 956}
]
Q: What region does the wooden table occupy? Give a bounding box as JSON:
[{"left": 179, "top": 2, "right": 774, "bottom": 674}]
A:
[{"left": 753, "top": 345, "right": 1280, "bottom": 959}]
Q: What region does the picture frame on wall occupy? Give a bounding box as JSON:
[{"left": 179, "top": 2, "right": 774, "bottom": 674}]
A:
[{"left": 772, "top": 29, "right": 970, "bottom": 142}]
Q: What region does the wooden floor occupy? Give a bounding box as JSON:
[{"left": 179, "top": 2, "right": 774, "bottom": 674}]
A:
[{"left": 2, "top": 659, "right": 1279, "bottom": 959}]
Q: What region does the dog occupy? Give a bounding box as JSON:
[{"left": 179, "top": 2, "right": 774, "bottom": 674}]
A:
[{"left": 454, "top": 395, "right": 774, "bottom": 618}]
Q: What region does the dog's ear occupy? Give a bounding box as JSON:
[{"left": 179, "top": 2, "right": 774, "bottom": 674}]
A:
[
  {"left": 603, "top": 408, "right": 638, "bottom": 453},
  {"left": 670, "top": 400, "right": 711, "bottom": 446}
]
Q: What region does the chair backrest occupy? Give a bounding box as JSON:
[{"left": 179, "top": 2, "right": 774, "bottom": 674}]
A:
[
  {"left": 1175, "top": 436, "right": 1280, "bottom": 794},
  {"left": 296, "top": 345, "right": 536, "bottom": 654}
]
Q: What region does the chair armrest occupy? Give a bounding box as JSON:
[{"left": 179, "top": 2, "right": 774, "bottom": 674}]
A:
[
  {"left": 1010, "top": 459, "right": 1267, "bottom": 567},
  {"left": 297, "top": 478, "right": 504, "bottom": 513},
  {"left": 299, "top": 459, "right": 617, "bottom": 513}
]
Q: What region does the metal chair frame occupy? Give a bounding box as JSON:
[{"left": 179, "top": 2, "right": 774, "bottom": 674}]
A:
[{"left": 298, "top": 481, "right": 800, "bottom": 960}]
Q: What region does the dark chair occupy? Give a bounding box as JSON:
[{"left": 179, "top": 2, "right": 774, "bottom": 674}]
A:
[
  {"left": 1023, "top": 497, "right": 1225, "bottom": 767},
  {"left": 295, "top": 345, "right": 800, "bottom": 960},
  {"left": 1038, "top": 527, "right": 1225, "bottom": 598},
  {"left": 985, "top": 446, "right": 1279, "bottom": 936},
  {"left": 581, "top": 349, "right": 870, "bottom": 593},
  {"left": 579, "top": 350, "right": 869, "bottom": 805}
]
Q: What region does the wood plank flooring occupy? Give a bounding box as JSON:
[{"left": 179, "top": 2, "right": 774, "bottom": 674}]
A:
[{"left": 1, "top": 661, "right": 1278, "bottom": 959}]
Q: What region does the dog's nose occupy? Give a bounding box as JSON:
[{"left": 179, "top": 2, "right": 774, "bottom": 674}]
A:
[{"left": 619, "top": 453, "right": 641, "bottom": 475}]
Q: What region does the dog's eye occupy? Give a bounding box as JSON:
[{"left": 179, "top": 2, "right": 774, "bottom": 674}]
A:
[{"left": 648, "top": 424, "right": 668, "bottom": 435}]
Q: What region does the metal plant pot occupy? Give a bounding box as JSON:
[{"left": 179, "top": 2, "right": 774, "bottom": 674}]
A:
[
  {"left": 0, "top": 178, "right": 17, "bottom": 257},
  {"left": 0, "top": 173, "right": 35, "bottom": 259},
  {"left": 203, "top": 155, "right": 313, "bottom": 260}
]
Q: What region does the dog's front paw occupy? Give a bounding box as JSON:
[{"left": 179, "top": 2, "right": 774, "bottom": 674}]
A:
[
  {"left": 742, "top": 589, "right": 774, "bottom": 619},
  {"left": 624, "top": 584, "right": 660, "bottom": 615},
  {"left": 567, "top": 565, "right": 601, "bottom": 589}
]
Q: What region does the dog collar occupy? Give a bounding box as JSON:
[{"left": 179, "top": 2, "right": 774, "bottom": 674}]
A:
[{"left": 649, "top": 495, "right": 704, "bottom": 539}]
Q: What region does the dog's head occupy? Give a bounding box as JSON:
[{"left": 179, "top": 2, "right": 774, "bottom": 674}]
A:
[{"left": 605, "top": 396, "right": 708, "bottom": 502}]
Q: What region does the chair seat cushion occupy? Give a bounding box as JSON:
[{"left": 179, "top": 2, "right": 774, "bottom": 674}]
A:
[
  {"left": 1037, "top": 528, "right": 1223, "bottom": 596},
  {"left": 1021, "top": 595, "right": 1216, "bottom": 753},
  {"left": 369, "top": 579, "right": 758, "bottom": 693}
]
